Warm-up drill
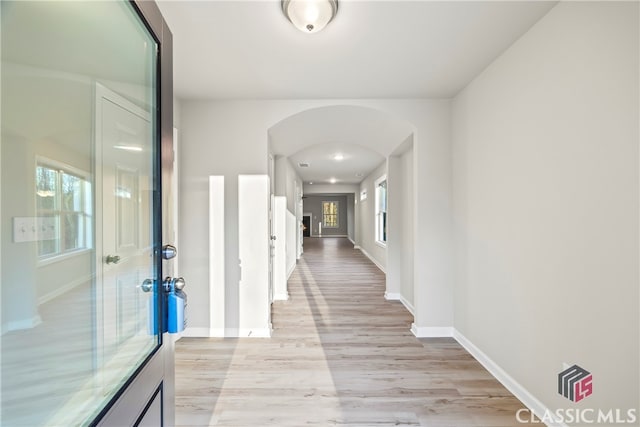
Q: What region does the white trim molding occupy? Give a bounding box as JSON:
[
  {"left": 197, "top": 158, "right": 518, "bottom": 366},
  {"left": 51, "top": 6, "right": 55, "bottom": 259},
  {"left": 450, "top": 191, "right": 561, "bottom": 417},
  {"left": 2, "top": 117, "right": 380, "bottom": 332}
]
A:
[
  {"left": 410, "top": 324, "right": 453, "bottom": 337},
  {"left": 37, "top": 274, "right": 91, "bottom": 306},
  {"left": 287, "top": 263, "right": 296, "bottom": 280},
  {"left": 408, "top": 326, "right": 567, "bottom": 427},
  {"left": 183, "top": 327, "right": 273, "bottom": 338},
  {"left": 452, "top": 330, "right": 567, "bottom": 427},
  {"left": 273, "top": 292, "right": 290, "bottom": 301},
  {"left": 384, "top": 292, "right": 401, "bottom": 300},
  {"left": 384, "top": 292, "right": 414, "bottom": 315},
  {"left": 357, "top": 246, "right": 386, "bottom": 273},
  {"left": 2, "top": 315, "right": 43, "bottom": 335}
]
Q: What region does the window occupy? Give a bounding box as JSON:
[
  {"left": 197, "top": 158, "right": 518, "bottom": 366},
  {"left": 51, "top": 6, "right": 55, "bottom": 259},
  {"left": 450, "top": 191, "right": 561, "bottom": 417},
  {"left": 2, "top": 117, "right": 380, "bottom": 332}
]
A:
[
  {"left": 375, "top": 175, "right": 387, "bottom": 245},
  {"left": 322, "top": 201, "right": 339, "bottom": 228},
  {"left": 36, "top": 161, "right": 92, "bottom": 259}
]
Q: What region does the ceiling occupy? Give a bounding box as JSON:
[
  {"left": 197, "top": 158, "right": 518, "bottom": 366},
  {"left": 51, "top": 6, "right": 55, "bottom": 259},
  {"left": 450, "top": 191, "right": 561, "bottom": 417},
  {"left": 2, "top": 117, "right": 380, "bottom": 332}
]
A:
[
  {"left": 270, "top": 105, "right": 411, "bottom": 184},
  {"left": 157, "top": 0, "right": 556, "bottom": 100},
  {"left": 157, "top": 0, "right": 557, "bottom": 186},
  {"left": 289, "top": 143, "right": 384, "bottom": 185}
]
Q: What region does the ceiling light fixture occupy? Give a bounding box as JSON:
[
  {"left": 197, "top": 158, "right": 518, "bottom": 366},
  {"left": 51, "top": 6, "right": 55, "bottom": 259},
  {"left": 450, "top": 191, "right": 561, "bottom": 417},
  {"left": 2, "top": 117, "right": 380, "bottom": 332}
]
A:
[
  {"left": 329, "top": 178, "right": 337, "bottom": 184},
  {"left": 282, "top": 0, "right": 338, "bottom": 34},
  {"left": 309, "top": 182, "right": 313, "bottom": 185},
  {"left": 333, "top": 153, "right": 344, "bottom": 161}
]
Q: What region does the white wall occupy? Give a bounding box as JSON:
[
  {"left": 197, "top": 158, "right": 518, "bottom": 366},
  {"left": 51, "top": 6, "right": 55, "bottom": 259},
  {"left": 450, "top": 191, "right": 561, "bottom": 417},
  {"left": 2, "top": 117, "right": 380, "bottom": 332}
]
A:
[
  {"left": 400, "top": 148, "right": 414, "bottom": 309},
  {"left": 285, "top": 209, "right": 297, "bottom": 279},
  {"left": 452, "top": 1, "right": 638, "bottom": 417},
  {"left": 346, "top": 193, "right": 355, "bottom": 243},
  {"left": 385, "top": 140, "right": 414, "bottom": 314},
  {"left": 180, "top": 99, "right": 452, "bottom": 336},
  {"left": 303, "top": 195, "right": 348, "bottom": 236},
  {"left": 274, "top": 156, "right": 302, "bottom": 215},
  {"left": 357, "top": 161, "right": 387, "bottom": 271},
  {"left": 303, "top": 183, "right": 359, "bottom": 195},
  {"left": 180, "top": 102, "right": 270, "bottom": 332}
]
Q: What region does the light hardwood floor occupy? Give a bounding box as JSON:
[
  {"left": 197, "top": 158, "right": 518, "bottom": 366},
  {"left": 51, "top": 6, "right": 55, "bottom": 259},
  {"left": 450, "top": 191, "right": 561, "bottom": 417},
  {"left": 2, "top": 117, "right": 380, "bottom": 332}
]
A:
[{"left": 175, "top": 237, "right": 535, "bottom": 426}]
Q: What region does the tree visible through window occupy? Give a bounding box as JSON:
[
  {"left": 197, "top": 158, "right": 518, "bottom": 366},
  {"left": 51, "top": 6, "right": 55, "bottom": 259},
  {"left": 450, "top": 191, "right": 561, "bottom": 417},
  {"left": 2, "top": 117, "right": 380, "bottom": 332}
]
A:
[
  {"left": 36, "top": 162, "right": 92, "bottom": 258},
  {"left": 322, "top": 201, "right": 339, "bottom": 228}
]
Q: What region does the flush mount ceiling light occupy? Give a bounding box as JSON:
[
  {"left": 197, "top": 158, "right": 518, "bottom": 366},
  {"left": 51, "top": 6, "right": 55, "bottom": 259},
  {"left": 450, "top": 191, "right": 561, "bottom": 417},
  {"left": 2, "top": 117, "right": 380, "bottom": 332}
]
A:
[
  {"left": 333, "top": 153, "right": 344, "bottom": 161},
  {"left": 282, "top": 0, "right": 338, "bottom": 34},
  {"left": 329, "top": 178, "right": 337, "bottom": 184}
]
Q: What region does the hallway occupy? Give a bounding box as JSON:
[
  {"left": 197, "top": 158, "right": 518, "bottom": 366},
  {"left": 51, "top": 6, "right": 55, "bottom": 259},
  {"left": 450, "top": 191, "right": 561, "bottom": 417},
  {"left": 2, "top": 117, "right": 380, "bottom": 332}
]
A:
[{"left": 175, "top": 238, "right": 533, "bottom": 426}]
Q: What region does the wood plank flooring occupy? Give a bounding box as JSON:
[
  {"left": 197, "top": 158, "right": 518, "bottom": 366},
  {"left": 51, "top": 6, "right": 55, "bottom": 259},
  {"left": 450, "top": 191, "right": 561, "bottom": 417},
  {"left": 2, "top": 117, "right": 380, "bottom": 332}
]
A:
[{"left": 175, "top": 237, "right": 535, "bottom": 426}]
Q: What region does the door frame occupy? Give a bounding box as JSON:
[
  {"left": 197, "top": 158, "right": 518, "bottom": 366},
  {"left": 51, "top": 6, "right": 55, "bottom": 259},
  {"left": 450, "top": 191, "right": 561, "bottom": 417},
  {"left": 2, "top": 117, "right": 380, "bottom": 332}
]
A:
[
  {"left": 302, "top": 213, "right": 312, "bottom": 237},
  {"left": 93, "top": 0, "right": 174, "bottom": 426}
]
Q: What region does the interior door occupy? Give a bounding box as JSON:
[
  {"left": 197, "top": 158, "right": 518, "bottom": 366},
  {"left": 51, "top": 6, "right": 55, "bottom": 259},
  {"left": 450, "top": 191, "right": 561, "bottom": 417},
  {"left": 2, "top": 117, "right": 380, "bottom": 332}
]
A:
[
  {"left": 96, "top": 85, "right": 156, "bottom": 391},
  {"left": 0, "top": 1, "right": 175, "bottom": 426}
]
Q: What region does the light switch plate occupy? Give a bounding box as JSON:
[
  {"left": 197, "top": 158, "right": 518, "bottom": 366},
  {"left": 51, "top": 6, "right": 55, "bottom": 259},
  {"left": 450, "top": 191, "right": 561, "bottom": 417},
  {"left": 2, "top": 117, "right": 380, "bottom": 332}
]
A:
[{"left": 13, "top": 217, "right": 37, "bottom": 243}]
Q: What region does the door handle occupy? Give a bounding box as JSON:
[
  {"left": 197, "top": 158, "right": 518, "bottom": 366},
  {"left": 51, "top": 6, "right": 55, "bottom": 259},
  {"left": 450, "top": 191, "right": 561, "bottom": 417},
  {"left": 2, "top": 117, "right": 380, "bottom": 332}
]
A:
[
  {"left": 105, "top": 254, "right": 121, "bottom": 264},
  {"left": 163, "top": 276, "right": 186, "bottom": 292},
  {"left": 162, "top": 244, "right": 177, "bottom": 260},
  {"left": 140, "top": 279, "right": 154, "bottom": 293}
]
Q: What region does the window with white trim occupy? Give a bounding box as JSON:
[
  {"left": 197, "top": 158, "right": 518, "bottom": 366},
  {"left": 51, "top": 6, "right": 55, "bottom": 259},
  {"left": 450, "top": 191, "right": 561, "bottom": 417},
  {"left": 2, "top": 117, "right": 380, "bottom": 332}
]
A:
[
  {"left": 322, "top": 201, "right": 339, "bottom": 228},
  {"left": 375, "top": 175, "right": 387, "bottom": 245},
  {"left": 36, "top": 160, "right": 92, "bottom": 259}
]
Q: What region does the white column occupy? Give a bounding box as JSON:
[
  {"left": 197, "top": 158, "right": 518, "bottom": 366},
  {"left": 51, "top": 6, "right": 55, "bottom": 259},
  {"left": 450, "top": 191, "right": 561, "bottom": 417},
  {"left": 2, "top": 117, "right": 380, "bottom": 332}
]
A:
[
  {"left": 272, "top": 196, "right": 288, "bottom": 300},
  {"left": 238, "top": 175, "right": 271, "bottom": 337},
  {"left": 209, "top": 176, "right": 225, "bottom": 336}
]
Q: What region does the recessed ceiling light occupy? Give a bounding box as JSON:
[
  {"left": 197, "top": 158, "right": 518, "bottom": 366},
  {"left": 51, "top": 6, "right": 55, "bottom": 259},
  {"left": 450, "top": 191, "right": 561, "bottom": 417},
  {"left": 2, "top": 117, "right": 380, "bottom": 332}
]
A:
[
  {"left": 309, "top": 182, "right": 313, "bottom": 185},
  {"left": 333, "top": 153, "right": 344, "bottom": 161},
  {"left": 355, "top": 172, "right": 363, "bottom": 177},
  {"left": 329, "top": 178, "right": 337, "bottom": 184}
]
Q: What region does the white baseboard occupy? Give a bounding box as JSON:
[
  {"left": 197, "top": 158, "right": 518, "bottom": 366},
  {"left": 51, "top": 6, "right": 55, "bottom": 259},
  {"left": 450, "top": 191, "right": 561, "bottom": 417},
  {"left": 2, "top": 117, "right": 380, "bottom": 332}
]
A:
[
  {"left": 287, "top": 262, "right": 296, "bottom": 280},
  {"left": 410, "top": 324, "right": 453, "bottom": 337},
  {"left": 354, "top": 245, "right": 361, "bottom": 249},
  {"left": 2, "top": 314, "right": 43, "bottom": 335},
  {"left": 357, "top": 246, "right": 386, "bottom": 273},
  {"left": 384, "top": 292, "right": 401, "bottom": 300},
  {"left": 233, "top": 328, "right": 272, "bottom": 338},
  {"left": 38, "top": 275, "right": 91, "bottom": 306},
  {"left": 399, "top": 295, "right": 415, "bottom": 315},
  {"left": 273, "top": 292, "right": 290, "bottom": 301},
  {"left": 181, "top": 327, "right": 214, "bottom": 337},
  {"left": 452, "top": 330, "right": 566, "bottom": 427},
  {"left": 183, "top": 327, "right": 273, "bottom": 338},
  {"left": 408, "top": 325, "right": 565, "bottom": 427},
  {"left": 348, "top": 237, "right": 355, "bottom": 245},
  {"left": 383, "top": 291, "right": 415, "bottom": 315}
]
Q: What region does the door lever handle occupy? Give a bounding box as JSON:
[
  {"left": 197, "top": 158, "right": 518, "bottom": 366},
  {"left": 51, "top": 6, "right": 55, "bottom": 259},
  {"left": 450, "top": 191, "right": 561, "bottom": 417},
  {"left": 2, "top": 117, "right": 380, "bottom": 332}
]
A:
[{"left": 105, "top": 254, "right": 121, "bottom": 264}]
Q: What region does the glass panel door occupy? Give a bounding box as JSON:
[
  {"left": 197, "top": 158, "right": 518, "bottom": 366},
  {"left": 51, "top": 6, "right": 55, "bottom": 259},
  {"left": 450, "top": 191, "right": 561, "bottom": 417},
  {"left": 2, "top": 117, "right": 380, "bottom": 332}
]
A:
[{"left": 1, "top": 2, "right": 161, "bottom": 425}]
